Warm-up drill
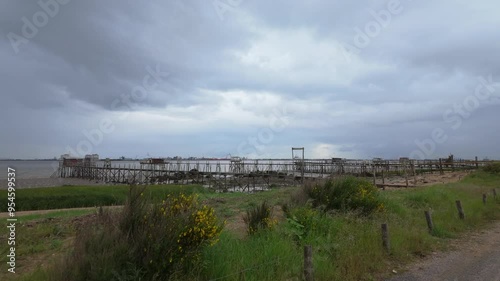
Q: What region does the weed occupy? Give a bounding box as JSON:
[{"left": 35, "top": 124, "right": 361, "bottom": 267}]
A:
[
  {"left": 243, "top": 201, "right": 277, "bottom": 234},
  {"left": 305, "top": 176, "right": 385, "bottom": 215}
]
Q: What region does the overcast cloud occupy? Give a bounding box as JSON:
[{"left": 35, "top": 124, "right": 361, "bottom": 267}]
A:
[{"left": 1, "top": 0, "right": 499, "bottom": 160}]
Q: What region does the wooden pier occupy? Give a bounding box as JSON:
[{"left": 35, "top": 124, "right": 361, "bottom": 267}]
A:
[{"left": 55, "top": 156, "right": 487, "bottom": 192}]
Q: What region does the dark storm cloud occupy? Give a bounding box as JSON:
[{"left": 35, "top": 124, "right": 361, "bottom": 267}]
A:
[{"left": 0, "top": 0, "right": 252, "bottom": 110}]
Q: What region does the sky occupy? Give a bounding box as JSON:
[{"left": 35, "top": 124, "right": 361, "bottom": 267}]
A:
[{"left": 1, "top": 0, "right": 499, "bottom": 160}]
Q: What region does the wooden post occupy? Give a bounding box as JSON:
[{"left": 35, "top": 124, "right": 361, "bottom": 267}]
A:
[
  {"left": 304, "top": 245, "right": 313, "bottom": 281},
  {"left": 424, "top": 210, "right": 434, "bottom": 233},
  {"left": 482, "top": 194, "right": 487, "bottom": 205},
  {"left": 404, "top": 164, "right": 409, "bottom": 188},
  {"left": 137, "top": 164, "right": 141, "bottom": 184},
  {"left": 381, "top": 223, "right": 390, "bottom": 253},
  {"left": 372, "top": 164, "right": 376, "bottom": 185},
  {"left": 118, "top": 164, "right": 122, "bottom": 183},
  {"left": 439, "top": 159, "right": 444, "bottom": 175},
  {"left": 455, "top": 200, "right": 465, "bottom": 220},
  {"left": 412, "top": 162, "right": 417, "bottom": 186},
  {"left": 381, "top": 169, "right": 385, "bottom": 189},
  {"left": 128, "top": 164, "right": 131, "bottom": 184},
  {"left": 493, "top": 189, "right": 497, "bottom": 199},
  {"left": 475, "top": 156, "right": 478, "bottom": 169}
]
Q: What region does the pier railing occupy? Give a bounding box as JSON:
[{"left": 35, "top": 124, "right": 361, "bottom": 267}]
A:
[{"left": 56, "top": 158, "right": 486, "bottom": 191}]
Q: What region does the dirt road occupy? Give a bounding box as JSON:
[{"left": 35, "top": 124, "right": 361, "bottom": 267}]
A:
[{"left": 387, "top": 221, "right": 500, "bottom": 281}]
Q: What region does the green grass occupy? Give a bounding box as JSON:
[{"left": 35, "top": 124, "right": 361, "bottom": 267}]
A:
[
  {"left": 202, "top": 230, "right": 303, "bottom": 281},
  {"left": 15, "top": 209, "right": 97, "bottom": 222},
  {"left": 0, "top": 215, "right": 78, "bottom": 281},
  {"left": 0, "top": 184, "right": 207, "bottom": 212},
  {"left": 200, "top": 171, "right": 500, "bottom": 281},
  {"left": 200, "top": 188, "right": 295, "bottom": 222}
]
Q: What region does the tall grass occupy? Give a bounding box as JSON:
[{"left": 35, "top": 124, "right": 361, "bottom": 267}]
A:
[
  {"left": 202, "top": 231, "right": 303, "bottom": 281},
  {"left": 202, "top": 172, "right": 500, "bottom": 281},
  {"left": 243, "top": 201, "right": 276, "bottom": 234}
]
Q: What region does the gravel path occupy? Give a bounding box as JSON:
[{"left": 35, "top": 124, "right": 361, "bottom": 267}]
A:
[{"left": 387, "top": 221, "right": 500, "bottom": 281}]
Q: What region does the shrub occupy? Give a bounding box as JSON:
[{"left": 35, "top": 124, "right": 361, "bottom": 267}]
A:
[
  {"left": 305, "top": 176, "right": 384, "bottom": 215},
  {"left": 136, "top": 193, "right": 223, "bottom": 278},
  {"left": 283, "top": 207, "right": 320, "bottom": 241},
  {"left": 52, "top": 186, "right": 223, "bottom": 281},
  {"left": 483, "top": 162, "right": 500, "bottom": 174},
  {"left": 243, "top": 201, "right": 277, "bottom": 234}
]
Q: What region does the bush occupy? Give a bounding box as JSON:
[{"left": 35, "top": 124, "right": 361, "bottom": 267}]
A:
[
  {"left": 283, "top": 207, "right": 320, "bottom": 241},
  {"left": 52, "top": 186, "right": 223, "bottom": 281},
  {"left": 483, "top": 162, "right": 500, "bottom": 174},
  {"left": 305, "top": 176, "right": 384, "bottom": 215},
  {"left": 243, "top": 201, "right": 277, "bottom": 234},
  {"left": 136, "top": 193, "right": 223, "bottom": 278}
]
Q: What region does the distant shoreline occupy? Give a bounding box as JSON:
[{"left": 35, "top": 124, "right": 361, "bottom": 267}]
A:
[
  {"left": 0, "top": 159, "right": 140, "bottom": 161},
  {"left": 0, "top": 159, "right": 58, "bottom": 161}
]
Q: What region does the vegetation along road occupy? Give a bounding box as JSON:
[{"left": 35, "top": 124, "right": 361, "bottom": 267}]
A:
[{"left": 0, "top": 164, "right": 499, "bottom": 280}]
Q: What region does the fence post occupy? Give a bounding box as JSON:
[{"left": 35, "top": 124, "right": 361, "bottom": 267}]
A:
[
  {"left": 381, "top": 223, "right": 390, "bottom": 253},
  {"left": 493, "top": 189, "right": 497, "bottom": 199},
  {"left": 382, "top": 169, "right": 385, "bottom": 188},
  {"left": 404, "top": 164, "right": 409, "bottom": 188},
  {"left": 455, "top": 200, "right": 465, "bottom": 220},
  {"left": 412, "top": 162, "right": 417, "bottom": 185},
  {"left": 304, "top": 245, "right": 313, "bottom": 281},
  {"left": 424, "top": 210, "right": 434, "bottom": 233},
  {"left": 482, "top": 194, "right": 487, "bottom": 205},
  {"left": 372, "top": 164, "right": 376, "bottom": 185}
]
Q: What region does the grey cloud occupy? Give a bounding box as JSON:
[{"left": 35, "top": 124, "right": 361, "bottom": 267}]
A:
[{"left": 0, "top": 0, "right": 499, "bottom": 159}]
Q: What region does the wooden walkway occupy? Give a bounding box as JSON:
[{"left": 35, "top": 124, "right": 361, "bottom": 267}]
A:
[{"left": 55, "top": 158, "right": 485, "bottom": 191}]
